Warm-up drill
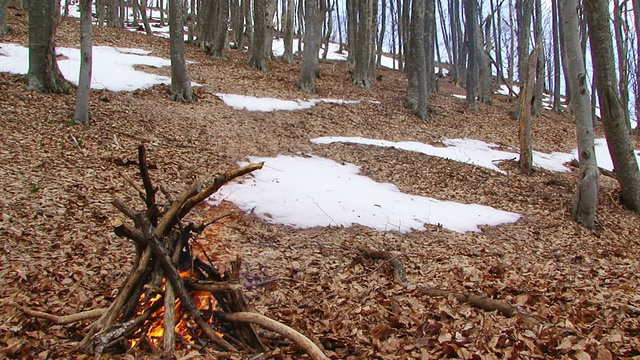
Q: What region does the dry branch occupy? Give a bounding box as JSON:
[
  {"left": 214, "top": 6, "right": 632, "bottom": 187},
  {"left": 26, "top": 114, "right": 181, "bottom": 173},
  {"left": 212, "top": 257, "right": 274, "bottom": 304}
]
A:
[
  {"left": 20, "top": 307, "right": 106, "bottom": 324},
  {"left": 215, "top": 312, "right": 330, "bottom": 360}
]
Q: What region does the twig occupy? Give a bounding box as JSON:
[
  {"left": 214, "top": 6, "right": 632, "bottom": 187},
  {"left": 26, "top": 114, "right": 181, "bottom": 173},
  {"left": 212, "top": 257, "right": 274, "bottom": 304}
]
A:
[{"left": 215, "top": 312, "right": 330, "bottom": 360}]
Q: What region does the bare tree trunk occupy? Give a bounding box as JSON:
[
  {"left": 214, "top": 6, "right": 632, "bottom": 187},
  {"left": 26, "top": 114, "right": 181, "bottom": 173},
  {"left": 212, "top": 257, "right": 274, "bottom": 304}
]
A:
[
  {"left": 26, "top": 0, "right": 72, "bottom": 94},
  {"left": 159, "top": 0, "right": 165, "bottom": 26},
  {"left": 322, "top": 0, "right": 332, "bottom": 59},
  {"left": 335, "top": 0, "right": 344, "bottom": 53},
  {"left": 560, "top": 0, "right": 599, "bottom": 228},
  {"left": 512, "top": 0, "right": 532, "bottom": 118},
  {"left": 352, "top": 0, "right": 376, "bottom": 88},
  {"left": 282, "top": 0, "right": 294, "bottom": 62},
  {"left": 296, "top": 0, "right": 320, "bottom": 93},
  {"left": 106, "top": 0, "right": 121, "bottom": 27},
  {"left": 584, "top": 0, "right": 640, "bottom": 213},
  {"left": 245, "top": 0, "right": 253, "bottom": 49},
  {"left": 0, "top": 0, "right": 9, "bottom": 35},
  {"left": 73, "top": 0, "right": 93, "bottom": 125},
  {"left": 346, "top": 0, "right": 356, "bottom": 65},
  {"left": 518, "top": 46, "right": 540, "bottom": 175},
  {"left": 200, "top": 0, "right": 229, "bottom": 59},
  {"left": 613, "top": 0, "right": 630, "bottom": 132},
  {"left": 464, "top": 0, "right": 478, "bottom": 111},
  {"left": 248, "top": 0, "right": 268, "bottom": 71},
  {"left": 168, "top": 0, "right": 193, "bottom": 102},
  {"left": 410, "top": 0, "right": 428, "bottom": 120},
  {"left": 138, "top": 0, "right": 154, "bottom": 35},
  {"left": 634, "top": 0, "right": 640, "bottom": 134},
  {"left": 376, "top": 0, "right": 386, "bottom": 66},
  {"left": 478, "top": 12, "right": 492, "bottom": 104},
  {"left": 507, "top": 0, "right": 515, "bottom": 86},
  {"left": 532, "top": 0, "right": 544, "bottom": 116},
  {"left": 551, "top": 0, "right": 562, "bottom": 112},
  {"left": 264, "top": 0, "right": 277, "bottom": 60},
  {"left": 231, "top": 0, "right": 244, "bottom": 49}
]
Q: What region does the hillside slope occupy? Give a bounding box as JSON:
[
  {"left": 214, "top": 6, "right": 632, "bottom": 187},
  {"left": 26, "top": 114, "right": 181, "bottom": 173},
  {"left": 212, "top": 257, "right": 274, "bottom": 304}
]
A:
[{"left": 1, "top": 12, "right": 639, "bottom": 359}]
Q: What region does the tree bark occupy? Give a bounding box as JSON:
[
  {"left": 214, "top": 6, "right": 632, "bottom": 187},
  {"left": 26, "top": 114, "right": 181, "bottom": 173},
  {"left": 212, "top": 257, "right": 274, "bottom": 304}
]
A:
[
  {"left": 352, "top": 0, "right": 376, "bottom": 88},
  {"left": 634, "top": 0, "right": 640, "bottom": 134},
  {"left": 613, "top": 0, "right": 630, "bottom": 132},
  {"left": 231, "top": 0, "right": 244, "bottom": 49},
  {"left": 26, "top": 0, "right": 72, "bottom": 94},
  {"left": 561, "top": 0, "right": 599, "bottom": 229},
  {"left": 0, "top": 0, "right": 9, "bottom": 34},
  {"left": 532, "top": 0, "right": 544, "bottom": 116},
  {"left": 264, "top": 0, "right": 277, "bottom": 60},
  {"left": 512, "top": 0, "right": 532, "bottom": 118},
  {"left": 282, "top": 0, "right": 294, "bottom": 62},
  {"left": 409, "top": 0, "right": 427, "bottom": 120},
  {"left": 518, "top": 46, "right": 540, "bottom": 175},
  {"left": 73, "top": 0, "right": 92, "bottom": 125},
  {"left": 464, "top": 0, "right": 478, "bottom": 111},
  {"left": 200, "top": 0, "right": 229, "bottom": 59},
  {"left": 248, "top": 0, "right": 268, "bottom": 71},
  {"left": 296, "top": 0, "right": 320, "bottom": 93},
  {"left": 584, "top": 0, "right": 640, "bottom": 213},
  {"left": 551, "top": 0, "right": 562, "bottom": 112},
  {"left": 138, "top": 0, "right": 154, "bottom": 35},
  {"left": 169, "top": 0, "right": 193, "bottom": 102}
]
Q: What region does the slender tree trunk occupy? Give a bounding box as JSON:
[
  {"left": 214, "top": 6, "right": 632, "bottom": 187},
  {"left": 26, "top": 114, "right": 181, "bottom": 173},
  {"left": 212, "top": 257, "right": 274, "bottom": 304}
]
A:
[
  {"left": 169, "top": 0, "right": 193, "bottom": 102},
  {"left": 0, "top": 0, "right": 9, "bottom": 35},
  {"left": 248, "top": 0, "right": 268, "bottom": 70},
  {"left": 613, "top": 0, "right": 630, "bottom": 132},
  {"left": 376, "top": 0, "right": 386, "bottom": 66},
  {"left": 560, "top": 0, "right": 599, "bottom": 228},
  {"left": 507, "top": 0, "right": 515, "bottom": 86},
  {"left": 139, "top": 0, "right": 154, "bottom": 35},
  {"left": 532, "top": 0, "right": 544, "bottom": 116},
  {"left": 282, "top": 0, "right": 294, "bottom": 62},
  {"left": 634, "top": 0, "right": 640, "bottom": 134},
  {"left": 231, "top": 0, "right": 244, "bottom": 49},
  {"left": 264, "top": 0, "right": 277, "bottom": 60},
  {"left": 410, "top": 0, "right": 428, "bottom": 120},
  {"left": 159, "top": 0, "right": 165, "bottom": 26},
  {"left": 518, "top": 46, "right": 540, "bottom": 175},
  {"left": 551, "top": 0, "right": 562, "bottom": 112},
  {"left": 296, "top": 0, "right": 319, "bottom": 93},
  {"left": 478, "top": 12, "right": 492, "bottom": 104},
  {"left": 335, "top": 0, "right": 344, "bottom": 53},
  {"left": 437, "top": 0, "right": 451, "bottom": 66},
  {"left": 464, "top": 0, "right": 478, "bottom": 110},
  {"left": 26, "top": 0, "right": 72, "bottom": 94},
  {"left": 322, "top": 0, "right": 332, "bottom": 59},
  {"left": 352, "top": 0, "right": 376, "bottom": 88},
  {"left": 513, "top": 0, "right": 532, "bottom": 118},
  {"left": 73, "top": 0, "right": 93, "bottom": 125},
  {"left": 346, "top": 0, "right": 356, "bottom": 65},
  {"left": 245, "top": 0, "right": 253, "bottom": 50},
  {"left": 584, "top": 0, "right": 640, "bottom": 213}
]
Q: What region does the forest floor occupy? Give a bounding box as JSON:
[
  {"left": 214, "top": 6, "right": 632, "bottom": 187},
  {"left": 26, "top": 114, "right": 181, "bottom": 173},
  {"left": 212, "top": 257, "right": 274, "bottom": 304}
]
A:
[{"left": 1, "top": 11, "right": 640, "bottom": 360}]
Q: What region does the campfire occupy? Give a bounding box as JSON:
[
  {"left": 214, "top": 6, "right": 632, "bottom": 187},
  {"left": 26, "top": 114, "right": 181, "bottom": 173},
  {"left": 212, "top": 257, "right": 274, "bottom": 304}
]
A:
[{"left": 72, "top": 146, "right": 330, "bottom": 360}]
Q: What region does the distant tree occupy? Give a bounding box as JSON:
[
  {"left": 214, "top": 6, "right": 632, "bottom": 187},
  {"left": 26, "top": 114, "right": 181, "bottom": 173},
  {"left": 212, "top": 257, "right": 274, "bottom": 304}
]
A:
[
  {"left": 634, "top": 0, "right": 640, "bottom": 134},
  {"left": 551, "top": 0, "right": 562, "bottom": 112},
  {"left": 199, "top": 0, "right": 229, "bottom": 59},
  {"left": 346, "top": 0, "right": 356, "bottom": 65},
  {"left": 230, "top": 0, "right": 244, "bottom": 50},
  {"left": 408, "top": 0, "right": 428, "bottom": 120},
  {"left": 0, "top": 0, "right": 9, "bottom": 35},
  {"left": 73, "top": 0, "right": 93, "bottom": 125},
  {"left": 138, "top": 0, "right": 153, "bottom": 35},
  {"left": 296, "top": 0, "right": 320, "bottom": 93},
  {"left": 26, "top": 0, "right": 72, "bottom": 94},
  {"left": 248, "top": 0, "right": 268, "bottom": 71},
  {"left": 321, "top": 0, "right": 332, "bottom": 60},
  {"left": 532, "top": 0, "right": 544, "bottom": 116},
  {"left": 512, "top": 0, "right": 532, "bottom": 118},
  {"left": 560, "top": 0, "right": 598, "bottom": 229},
  {"left": 105, "top": 0, "right": 122, "bottom": 28},
  {"left": 264, "top": 0, "right": 277, "bottom": 60},
  {"left": 613, "top": 0, "right": 630, "bottom": 132},
  {"left": 352, "top": 0, "right": 377, "bottom": 88},
  {"left": 168, "top": 0, "right": 193, "bottom": 102},
  {"left": 376, "top": 0, "right": 386, "bottom": 66},
  {"left": 584, "top": 0, "right": 640, "bottom": 213},
  {"left": 282, "top": 0, "right": 294, "bottom": 62},
  {"left": 518, "top": 46, "right": 540, "bottom": 175},
  {"left": 464, "top": 0, "right": 479, "bottom": 111},
  {"left": 477, "top": 10, "right": 493, "bottom": 105}
]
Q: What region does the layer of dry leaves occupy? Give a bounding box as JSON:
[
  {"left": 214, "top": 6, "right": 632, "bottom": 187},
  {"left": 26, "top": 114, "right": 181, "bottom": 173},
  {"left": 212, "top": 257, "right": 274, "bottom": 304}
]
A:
[{"left": 1, "top": 10, "right": 640, "bottom": 360}]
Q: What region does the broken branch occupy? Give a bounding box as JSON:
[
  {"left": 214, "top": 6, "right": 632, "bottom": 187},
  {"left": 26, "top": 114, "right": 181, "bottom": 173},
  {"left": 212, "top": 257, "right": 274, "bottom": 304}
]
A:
[{"left": 215, "top": 311, "right": 329, "bottom": 360}]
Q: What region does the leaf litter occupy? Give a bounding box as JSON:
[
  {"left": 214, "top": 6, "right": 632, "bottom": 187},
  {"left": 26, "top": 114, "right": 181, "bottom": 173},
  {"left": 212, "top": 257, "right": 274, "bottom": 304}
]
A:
[{"left": 1, "top": 11, "right": 640, "bottom": 359}]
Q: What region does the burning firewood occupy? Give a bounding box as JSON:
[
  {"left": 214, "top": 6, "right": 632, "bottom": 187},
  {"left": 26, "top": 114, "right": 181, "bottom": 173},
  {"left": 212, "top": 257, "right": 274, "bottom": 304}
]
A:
[{"left": 78, "top": 145, "right": 268, "bottom": 357}]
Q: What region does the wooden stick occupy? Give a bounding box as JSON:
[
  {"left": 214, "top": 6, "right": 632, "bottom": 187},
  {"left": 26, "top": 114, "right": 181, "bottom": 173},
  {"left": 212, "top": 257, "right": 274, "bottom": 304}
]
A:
[
  {"left": 215, "top": 312, "right": 329, "bottom": 360},
  {"left": 177, "top": 162, "right": 264, "bottom": 219},
  {"left": 138, "top": 145, "right": 158, "bottom": 222},
  {"left": 21, "top": 307, "right": 107, "bottom": 324}
]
